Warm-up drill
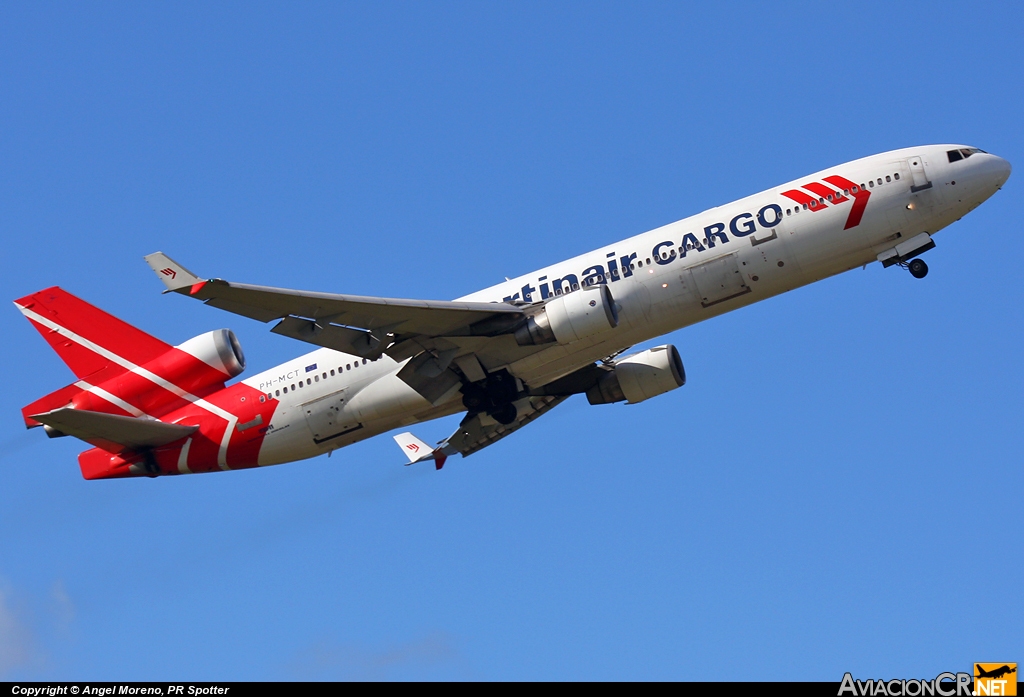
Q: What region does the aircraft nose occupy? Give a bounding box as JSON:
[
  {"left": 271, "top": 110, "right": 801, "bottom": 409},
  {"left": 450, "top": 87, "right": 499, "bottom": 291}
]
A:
[
  {"left": 975, "top": 152, "right": 1012, "bottom": 191},
  {"left": 990, "top": 155, "right": 1012, "bottom": 188}
]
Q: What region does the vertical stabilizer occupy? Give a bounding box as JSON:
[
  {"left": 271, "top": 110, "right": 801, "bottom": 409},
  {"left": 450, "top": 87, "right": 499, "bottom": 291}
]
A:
[
  {"left": 14, "top": 287, "right": 171, "bottom": 381},
  {"left": 14, "top": 287, "right": 174, "bottom": 427}
]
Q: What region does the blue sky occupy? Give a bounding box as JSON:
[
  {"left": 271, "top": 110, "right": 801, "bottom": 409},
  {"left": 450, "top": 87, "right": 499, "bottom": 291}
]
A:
[{"left": 1, "top": 1, "right": 1021, "bottom": 681}]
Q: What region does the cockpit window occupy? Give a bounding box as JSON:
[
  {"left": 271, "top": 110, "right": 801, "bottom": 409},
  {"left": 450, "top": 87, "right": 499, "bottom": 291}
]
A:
[{"left": 950, "top": 147, "right": 986, "bottom": 163}]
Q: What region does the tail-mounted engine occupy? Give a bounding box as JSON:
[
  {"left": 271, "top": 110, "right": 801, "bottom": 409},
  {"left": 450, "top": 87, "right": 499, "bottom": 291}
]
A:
[
  {"left": 586, "top": 345, "right": 685, "bottom": 405},
  {"left": 69, "top": 329, "right": 246, "bottom": 417},
  {"left": 514, "top": 284, "right": 619, "bottom": 346},
  {"left": 175, "top": 329, "right": 246, "bottom": 380}
]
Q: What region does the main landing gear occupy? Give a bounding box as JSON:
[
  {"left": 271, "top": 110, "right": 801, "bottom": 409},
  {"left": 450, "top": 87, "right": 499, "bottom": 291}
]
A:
[
  {"left": 906, "top": 258, "right": 929, "bottom": 279},
  {"left": 461, "top": 369, "right": 520, "bottom": 425}
]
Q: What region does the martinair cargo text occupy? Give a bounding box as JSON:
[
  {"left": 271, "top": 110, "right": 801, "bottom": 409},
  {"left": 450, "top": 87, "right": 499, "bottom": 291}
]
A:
[{"left": 15, "top": 145, "right": 1011, "bottom": 478}]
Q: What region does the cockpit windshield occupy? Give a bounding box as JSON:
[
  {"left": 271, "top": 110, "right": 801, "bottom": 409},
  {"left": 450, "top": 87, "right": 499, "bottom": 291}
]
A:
[{"left": 948, "top": 147, "right": 987, "bottom": 163}]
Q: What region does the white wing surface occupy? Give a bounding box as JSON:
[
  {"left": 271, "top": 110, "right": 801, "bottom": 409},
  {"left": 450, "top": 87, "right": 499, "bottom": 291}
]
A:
[{"left": 393, "top": 432, "right": 435, "bottom": 464}]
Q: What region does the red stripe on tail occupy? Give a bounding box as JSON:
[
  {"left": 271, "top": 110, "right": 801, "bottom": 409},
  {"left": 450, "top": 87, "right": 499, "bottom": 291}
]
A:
[{"left": 15, "top": 287, "right": 172, "bottom": 381}]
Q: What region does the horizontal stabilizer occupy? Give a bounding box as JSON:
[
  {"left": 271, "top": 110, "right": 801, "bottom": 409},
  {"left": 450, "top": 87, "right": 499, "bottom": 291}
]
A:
[
  {"left": 21, "top": 383, "right": 82, "bottom": 428},
  {"left": 393, "top": 432, "right": 447, "bottom": 470},
  {"left": 144, "top": 252, "right": 202, "bottom": 293},
  {"left": 32, "top": 408, "right": 197, "bottom": 454}
]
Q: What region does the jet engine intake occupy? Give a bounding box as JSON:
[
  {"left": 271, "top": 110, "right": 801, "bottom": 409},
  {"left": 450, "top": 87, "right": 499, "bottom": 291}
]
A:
[
  {"left": 68, "top": 329, "right": 247, "bottom": 418},
  {"left": 175, "top": 329, "right": 246, "bottom": 379},
  {"left": 514, "top": 284, "right": 618, "bottom": 346},
  {"left": 586, "top": 345, "right": 685, "bottom": 405}
]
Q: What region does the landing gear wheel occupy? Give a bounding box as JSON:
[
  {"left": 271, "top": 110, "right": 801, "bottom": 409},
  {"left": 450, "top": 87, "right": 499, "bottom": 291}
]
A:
[
  {"left": 461, "top": 386, "right": 486, "bottom": 411},
  {"left": 489, "top": 402, "right": 517, "bottom": 425},
  {"left": 485, "top": 371, "right": 518, "bottom": 405},
  {"left": 908, "top": 259, "right": 928, "bottom": 279},
  {"left": 142, "top": 449, "right": 160, "bottom": 477}
]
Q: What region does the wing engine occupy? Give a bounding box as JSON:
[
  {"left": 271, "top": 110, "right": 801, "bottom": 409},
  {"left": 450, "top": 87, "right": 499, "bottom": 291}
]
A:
[
  {"left": 513, "top": 284, "right": 618, "bottom": 346},
  {"left": 585, "top": 345, "right": 685, "bottom": 404}
]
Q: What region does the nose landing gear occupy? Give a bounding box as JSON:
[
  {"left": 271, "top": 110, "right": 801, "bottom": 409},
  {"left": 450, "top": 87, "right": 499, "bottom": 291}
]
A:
[
  {"left": 907, "top": 258, "right": 929, "bottom": 279},
  {"left": 879, "top": 232, "right": 935, "bottom": 279}
]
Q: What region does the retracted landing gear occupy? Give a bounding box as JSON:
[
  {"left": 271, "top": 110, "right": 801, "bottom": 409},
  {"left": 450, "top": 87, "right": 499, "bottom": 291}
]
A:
[{"left": 907, "top": 258, "right": 928, "bottom": 279}]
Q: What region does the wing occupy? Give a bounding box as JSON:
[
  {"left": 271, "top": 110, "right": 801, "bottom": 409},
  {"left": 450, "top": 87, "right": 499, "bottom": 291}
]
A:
[
  {"left": 445, "top": 395, "right": 568, "bottom": 457},
  {"left": 145, "top": 252, "right": 525, "bottom": 360},
  {"left": 32, "top": 408, "right": 198, "bottom": 454}
]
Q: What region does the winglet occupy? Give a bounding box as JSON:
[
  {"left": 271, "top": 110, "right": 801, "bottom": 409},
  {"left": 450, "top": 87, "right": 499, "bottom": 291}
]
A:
[
  {"left": 144, "top": 252, "right": 202, "bottom": 293},
  {"left": 393, "top": 432, "right": 448, "bottom": 470}
]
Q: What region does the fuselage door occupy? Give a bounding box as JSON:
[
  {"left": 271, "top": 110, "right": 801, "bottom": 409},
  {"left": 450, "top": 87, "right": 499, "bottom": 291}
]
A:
[
  {"left": 303, "top": 389, "right": 351, "bottom": 443},
  {"left": 906, "top": 155, "right": 932, "bottom": 192},
  {"left": 688, "top": 253, "right": 751, "bottom": 308}
]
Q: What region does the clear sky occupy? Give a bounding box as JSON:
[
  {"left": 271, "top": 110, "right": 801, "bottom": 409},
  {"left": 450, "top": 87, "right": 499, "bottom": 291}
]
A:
[{"left": 1, "top": 1, "right": 1021, "bottom": 681}]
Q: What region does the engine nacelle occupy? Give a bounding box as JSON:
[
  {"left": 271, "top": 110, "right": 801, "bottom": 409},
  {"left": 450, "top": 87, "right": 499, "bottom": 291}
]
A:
[
  {"left": 175, "top": 329, "right": 246, "bottom": 379},
  {"left": 515, "top": 284, "right": 619, "bottom": 346},
  {"left": 586, "top": 345, "right": 685, "bottom": 405},
  {"left": 69, "top": 329, "right": 247, "bottom": 418}
]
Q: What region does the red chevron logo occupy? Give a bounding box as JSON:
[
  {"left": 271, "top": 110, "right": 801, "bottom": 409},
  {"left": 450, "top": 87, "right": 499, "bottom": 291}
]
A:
[
  {"left": 781, "top": 175, "right": 871, "bottom": 230},
  {"left": 825, "top": 175, "right": 870, "bottom": 229}
]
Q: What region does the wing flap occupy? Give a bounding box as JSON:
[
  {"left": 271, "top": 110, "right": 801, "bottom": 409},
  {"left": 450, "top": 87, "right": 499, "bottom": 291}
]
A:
[
  {"left": 201, "top": 292, "right": 288, "bottom": 323},
  {"left": 448, "top": 396, "right": 567, "bottom": 457},
  {"left": 270, "top": 316, "right": 384, "bottom": 359},
  {"left": 32, "top": 408, "right": 198, "bottom": 454},
  {"left": 392, "top": 396, "right": 567, "bottom": 469}
]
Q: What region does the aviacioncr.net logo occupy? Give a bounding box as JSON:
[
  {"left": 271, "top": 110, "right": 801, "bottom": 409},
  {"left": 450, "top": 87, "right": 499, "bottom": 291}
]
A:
[
  {"left": 839, "top": 672, "right": 973, "bottom": 697},
  {"left": 975, "top": 664, "right": 1017, "bottom": 696}
]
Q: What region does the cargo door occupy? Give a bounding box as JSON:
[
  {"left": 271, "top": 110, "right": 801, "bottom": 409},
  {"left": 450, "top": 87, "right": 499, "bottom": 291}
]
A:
[
  {"left": 688, "top": 253, "right": 750, "bottom": 308},
  {"left": 302, "top": 389, "right": 352, "bottom": 444}
]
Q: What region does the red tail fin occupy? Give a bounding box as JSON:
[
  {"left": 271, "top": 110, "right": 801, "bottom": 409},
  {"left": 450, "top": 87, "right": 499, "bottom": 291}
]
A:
[
  {"left": 15, "top": 287, "right": 173, "bottom": 426},
  {"left": 15, "top": 287, "right": 171, "bottom": 380}
]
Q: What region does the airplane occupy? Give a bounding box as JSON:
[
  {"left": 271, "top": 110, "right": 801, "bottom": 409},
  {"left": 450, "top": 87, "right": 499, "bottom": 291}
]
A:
[
  {"left": 14, "top": 145, "right": 1011, "bottom": 479},
  {"left": 976, "top": 665, "right": 1016, "bottom": 680}
]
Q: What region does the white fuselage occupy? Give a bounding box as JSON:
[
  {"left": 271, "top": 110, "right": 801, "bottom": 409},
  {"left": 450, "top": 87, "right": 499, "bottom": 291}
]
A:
[{"left": 245, "top": 145, "right": 1011, "bottom": 466}]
